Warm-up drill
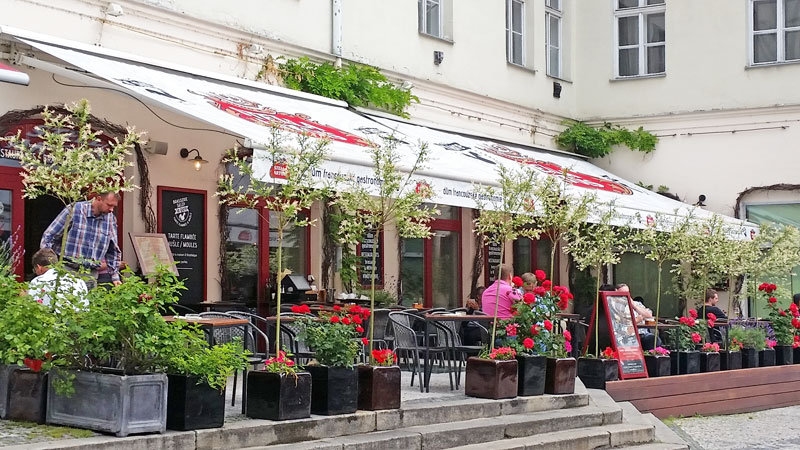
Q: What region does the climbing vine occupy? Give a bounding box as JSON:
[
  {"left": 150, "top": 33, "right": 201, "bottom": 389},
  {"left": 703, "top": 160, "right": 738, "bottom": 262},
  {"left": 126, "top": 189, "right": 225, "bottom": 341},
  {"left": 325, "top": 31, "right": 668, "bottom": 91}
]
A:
[
  {"left": 277, "top": 57, "right": 418, "bottom": 118},
  {"left": 555, "top": 121, "right": 658, "bottom": 158}
]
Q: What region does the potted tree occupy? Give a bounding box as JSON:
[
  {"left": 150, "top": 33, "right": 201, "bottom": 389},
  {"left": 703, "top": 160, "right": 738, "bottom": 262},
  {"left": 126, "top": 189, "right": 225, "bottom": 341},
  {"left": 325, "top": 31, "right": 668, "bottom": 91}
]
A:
[
  {"left": 246, "top": 350, "right": 311, "bottom": 420},
  {"left": 644, "top": 347, "right": 671, "bottom": 377},
  {"left": 46, "top": 269, "right": 189, "bottom": 436},
  {"left": 720, "top": 337, "right": 743, "bottom": 371},
  {"left": 577, "top": 347, "right": 619, "bottom": 389},
  {"left": 764, "top": 284, "right": 794, "bottom": 365},
  {"left": 465, "top": 347, "right": 518, "bottom": 399},
  {"left": 699, "top": 342, "right": 721, "bottom": 372},
  {"left": 164, "top": 334, "right": 248, "bottom": 431},
  {"left": 218, "top": 126, "right": 328, "bottom": 420},
  {"left": 296, "top": 306, "right": 364, "bottom": 415}
]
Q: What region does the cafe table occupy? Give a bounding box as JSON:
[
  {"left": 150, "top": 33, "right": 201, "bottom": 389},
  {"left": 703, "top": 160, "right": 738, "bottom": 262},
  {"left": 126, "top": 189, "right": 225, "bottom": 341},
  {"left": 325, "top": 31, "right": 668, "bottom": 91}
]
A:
[{"left": 163, "top": 315, "right": 249, "bottom": 346}]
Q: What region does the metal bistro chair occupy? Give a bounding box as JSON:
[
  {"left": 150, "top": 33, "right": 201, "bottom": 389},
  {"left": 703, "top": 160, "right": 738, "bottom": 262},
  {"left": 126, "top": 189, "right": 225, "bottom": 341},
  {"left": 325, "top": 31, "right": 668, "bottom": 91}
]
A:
[
  {"left": 197, "top": 312, "right": 270, "bottom": 413},
  {"left": 432, "top": 318, "right": 487, "bottom": 389},
  {"left": 389, "top": 312, "right": 454, "bottom": 392},
  {"left": 269, "top": 312, "right": 316, "bottom": 364}
]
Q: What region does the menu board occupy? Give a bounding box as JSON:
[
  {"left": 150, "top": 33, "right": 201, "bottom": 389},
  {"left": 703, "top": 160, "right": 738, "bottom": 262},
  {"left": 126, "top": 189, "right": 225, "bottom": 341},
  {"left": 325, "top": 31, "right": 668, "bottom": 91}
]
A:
[
  {"left": 584, "top": 291, "right": 648, "bottom": 379},
  {"left": 359, "top": 228, "right": 382, "bottom": 287},
  {"left": 158, "top": 187, "right": 206, "bottom": 303},
  {"left": 485, "top": 241, "right": 503, "bottom": 284}
]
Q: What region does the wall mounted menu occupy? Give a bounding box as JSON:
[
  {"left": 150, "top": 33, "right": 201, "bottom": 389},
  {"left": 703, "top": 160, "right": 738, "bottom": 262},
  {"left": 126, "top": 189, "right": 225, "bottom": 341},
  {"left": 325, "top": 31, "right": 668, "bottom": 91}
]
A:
[
  {"left": 359, "top": 228, "right": 383, "bottom": 287},
  {"left": 158, "top": 187, "right": 206, "bottom": 303},
  {"left": 486, "top": 241, "right": 503, "bottom": 284}
]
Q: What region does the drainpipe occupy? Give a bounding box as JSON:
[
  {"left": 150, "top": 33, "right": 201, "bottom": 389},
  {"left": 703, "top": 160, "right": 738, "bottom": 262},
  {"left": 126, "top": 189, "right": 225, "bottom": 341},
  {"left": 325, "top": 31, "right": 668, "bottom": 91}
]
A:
[{"left": 332, "top": 0, "right": 343, "bottom": 68}]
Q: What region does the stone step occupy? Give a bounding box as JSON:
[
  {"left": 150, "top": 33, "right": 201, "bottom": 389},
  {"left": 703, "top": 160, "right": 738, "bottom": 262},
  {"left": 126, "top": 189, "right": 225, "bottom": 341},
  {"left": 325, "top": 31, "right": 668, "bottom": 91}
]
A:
[
  {"left": 249, "top": 405, "right": 625, "bottom": 450},
  {"left": 617, "top": 443, "right": 689, "bottom": 450},
  {"left": 450, "top": 423, "right": 655, "bottom": 450}
]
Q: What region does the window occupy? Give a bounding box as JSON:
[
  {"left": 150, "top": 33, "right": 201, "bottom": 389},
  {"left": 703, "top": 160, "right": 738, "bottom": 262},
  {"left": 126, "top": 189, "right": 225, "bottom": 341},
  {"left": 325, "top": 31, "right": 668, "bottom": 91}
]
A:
[
  {"left": 750, "top": 0, "right": 800, "bottom": 64},
  {"left": 512, "top": 237, "right": 556, "bottom": 283},
  {"left": 545, "top": 0, "right": 562, "bottom": 77},
  {"left": 506, "top": 0, "right": 525, "bottom": 66},
  {"left": 614, "top": 0, "right": 666, "bottom": 77},
  {"left": 614, "top": 252, "right": 680, "bottom": 319},
  {"left": 419, "top": 0, "right": 443, "bottom": 38}
]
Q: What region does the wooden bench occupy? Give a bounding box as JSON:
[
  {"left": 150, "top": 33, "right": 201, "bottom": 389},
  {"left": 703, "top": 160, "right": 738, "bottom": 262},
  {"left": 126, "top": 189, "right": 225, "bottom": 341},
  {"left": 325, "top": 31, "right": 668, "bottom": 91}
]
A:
[{"left": 605, "top": 364, "right": 800, "bottom": 418}]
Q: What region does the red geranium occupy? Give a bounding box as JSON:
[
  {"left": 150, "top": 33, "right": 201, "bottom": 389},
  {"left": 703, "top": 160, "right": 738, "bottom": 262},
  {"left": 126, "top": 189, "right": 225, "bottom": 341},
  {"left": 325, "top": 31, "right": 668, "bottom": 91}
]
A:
[
  {"left": 542, "top": 280, "right": 552, "bottom": 290},
  {"left": 523, "top": 293, "right": 536, "bottom": 305},
  {"left": 23, "top": 358, "right": 43, "bottom": 373},
  {"left": 530, "top": 325, "right": 540, "bottom": 335},
  {"left": 505, "top": 323, "right": 518, "bottom": 337},
  {"left": 512, "top": 276, "right": 524, "bottom": 288},
  {"left": 689, "top": 309, "right": 698, "bottom": 319},
  {"left": 291, "top": 304, "right": 311, "bottom": 314},
  {"left": 523, "top": 338, "right": 534, "bottom": 349},
  {"left": 533, "top": 286, "right": 547, "bottom": 296},
  {"left": 333, "top": 305, "right": 342, "bottom": 311},
  {"left": 563, "top": 330, "right": 572, "bottom": 341},
  {"left": 601, "top": 347, "right": 617, "bottom": 359},
  {"left": 356, "top": 326, "right": 364, "bottom": 333},
  {"left": 362, "top": 337, "right": 369, "bottom": 346},
  {"left": 707, "top": 312, "right": 717, "bottom": 322},
  {"left": 534, "top": 270, "right": 547, "bottom": 282},
  {"left": 691, "top": 332, "right": 702, "bottom": 344},
  {"left": 330, "top": 316, "right": 340, "bottom": 323},
  {"left": 342, "top": 317, "right": 351, "bottom": 325},
  {"left": 543, "top": 320, "right": 553, "bottom": 331},
  {"left": 352, "top": 314, "right": 363, "bottom": 325},
  {"left": 769, "top": 297, "right": 778, "bottom": 304}
]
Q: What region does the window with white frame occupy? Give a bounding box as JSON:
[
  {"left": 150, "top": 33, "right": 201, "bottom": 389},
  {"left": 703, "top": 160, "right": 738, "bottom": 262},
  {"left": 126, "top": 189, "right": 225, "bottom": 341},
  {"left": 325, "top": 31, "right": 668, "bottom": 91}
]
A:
[
  {"left": 615, "top": 0, "right": 666, "bottom": 77},
  {"left": 545, "top": 0, "right": 562, "bottom": 77},
  {"left": 750, "top": 0, "right": 800, "bottom": 64},
  {"left": 506, "top": 0, "right": 525, "bottom": 66},
  {"left": 419, "top": 0, "right": 443, "bottom": 38}
]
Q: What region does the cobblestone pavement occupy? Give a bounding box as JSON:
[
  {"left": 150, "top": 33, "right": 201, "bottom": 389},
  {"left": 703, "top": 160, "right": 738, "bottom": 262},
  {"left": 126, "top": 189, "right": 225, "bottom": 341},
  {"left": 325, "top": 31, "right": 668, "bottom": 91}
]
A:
[{"left": 670, "top": 405, "right": 800, "bottom": 449}]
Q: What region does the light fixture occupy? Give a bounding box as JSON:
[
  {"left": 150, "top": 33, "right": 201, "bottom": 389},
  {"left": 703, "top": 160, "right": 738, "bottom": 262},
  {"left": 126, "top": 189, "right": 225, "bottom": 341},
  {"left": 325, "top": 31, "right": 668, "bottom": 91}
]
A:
[
  {"left": 433, "top": 51, "right": 444, "bottom": 65},
  {"left": 695, "top": 194, "right": 707, "bottom": 207},
  {"left": 180, "top": 148, "right": 208, "bottom": 171}
]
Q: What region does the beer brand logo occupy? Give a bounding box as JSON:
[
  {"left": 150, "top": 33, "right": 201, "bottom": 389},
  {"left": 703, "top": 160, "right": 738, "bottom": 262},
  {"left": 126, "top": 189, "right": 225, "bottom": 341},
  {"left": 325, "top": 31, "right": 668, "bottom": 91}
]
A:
[
  {"left": 192, "top": 91, "right": 369, "bottom": 147},
  {"left": 270, "top": 163, "right": 288, "bottom": 179},
  {"left": 478, "top": 144, "right": 634, "bottom": 195},
  {"left": 646, "top": 215, "right": 655, "bottom": 226}
]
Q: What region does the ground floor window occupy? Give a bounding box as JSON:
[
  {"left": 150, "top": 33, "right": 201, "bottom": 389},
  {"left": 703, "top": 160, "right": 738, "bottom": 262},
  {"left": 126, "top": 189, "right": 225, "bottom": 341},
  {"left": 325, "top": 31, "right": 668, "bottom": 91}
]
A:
[
  {"left": 513, "top": 237, "right": 556, "bottom": 282},
  {"left": 614, "top": 252, "right": 680, "bottom": 319}
]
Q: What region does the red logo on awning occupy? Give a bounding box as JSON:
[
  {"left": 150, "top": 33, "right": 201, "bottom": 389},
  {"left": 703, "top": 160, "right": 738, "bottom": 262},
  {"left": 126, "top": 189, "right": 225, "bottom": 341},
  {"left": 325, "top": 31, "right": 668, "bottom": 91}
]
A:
[{"left": 270, "top": 163, "right": 288, "bottom": 179}]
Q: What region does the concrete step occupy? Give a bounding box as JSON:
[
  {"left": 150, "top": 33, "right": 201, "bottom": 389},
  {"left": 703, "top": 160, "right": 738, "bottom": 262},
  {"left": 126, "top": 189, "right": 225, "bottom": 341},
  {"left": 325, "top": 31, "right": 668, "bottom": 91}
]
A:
[
  {"left": 250, "top": 405, "right": 626, "bottom": 450},
  {"left": 616, "top": 443, "right": 689, "bottom": 450},
  {"left": 450, "top": 423, "right": 655, "bottom": 450}
]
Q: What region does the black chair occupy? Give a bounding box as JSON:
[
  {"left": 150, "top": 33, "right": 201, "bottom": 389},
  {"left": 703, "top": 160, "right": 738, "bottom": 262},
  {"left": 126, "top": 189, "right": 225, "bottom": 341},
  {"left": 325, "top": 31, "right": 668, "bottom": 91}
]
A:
[
  {"left": 269, "top": 312, "right": 316, "bottom": 364},
  {"left": 389, "top": 312, "right": 454, "bottom": 392}
]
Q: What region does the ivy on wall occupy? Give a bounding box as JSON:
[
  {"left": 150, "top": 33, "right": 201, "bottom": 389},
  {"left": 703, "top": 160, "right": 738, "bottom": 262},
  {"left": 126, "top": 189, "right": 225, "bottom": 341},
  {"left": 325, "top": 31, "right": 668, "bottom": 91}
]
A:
[
  {"left": 555, "top": 121, "right": 658, "bottom": 158},
  {"left": 276, "top": 57, "right": 418, "bottom": 118}
]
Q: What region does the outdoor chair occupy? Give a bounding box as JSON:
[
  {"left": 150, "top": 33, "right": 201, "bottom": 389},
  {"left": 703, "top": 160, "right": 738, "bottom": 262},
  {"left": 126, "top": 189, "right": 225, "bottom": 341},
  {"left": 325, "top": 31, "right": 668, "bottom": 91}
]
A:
[
  {"left": 432, "top": 319, "right": 486, "bottom": 388},
  {"left": 197, "top": 312, "right": 270, "bottom": 413},
  {"left": 389, "top": 312, "right": 454, "bottom": 392},
  {"left": 269, "top": 312, "right": 316, "bottom": 364}
]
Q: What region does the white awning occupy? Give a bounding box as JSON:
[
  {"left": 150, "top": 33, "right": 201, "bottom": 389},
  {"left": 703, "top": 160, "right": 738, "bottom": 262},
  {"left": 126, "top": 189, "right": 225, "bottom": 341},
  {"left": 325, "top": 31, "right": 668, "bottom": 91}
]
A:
[
  {"left": 0, "top": 26, "right": 756, "bottom": 239},
  {"left": 0, "top": 61, "right": 29, "bottom": 86}
]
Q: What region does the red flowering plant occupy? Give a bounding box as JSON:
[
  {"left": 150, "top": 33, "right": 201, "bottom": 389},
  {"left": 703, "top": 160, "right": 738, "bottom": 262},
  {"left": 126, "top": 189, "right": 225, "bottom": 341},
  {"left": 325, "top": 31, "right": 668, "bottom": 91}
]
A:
[
  {"left": 263, "top": 350, "right": 299, "bottom": 375},
  {"left": 644, "top": 346, "right": 671, "bottom": 357},
  {"left": 371, "top": 348, "right": 397, "bottom": 367},
  {"left": 701, "top": 342, "right": 720, "bottom": 353},
  {"left": 763, "top": 288, "right": 796, "bottom": 346},
  {"left": 728, "top": 338, "right": 744, "bottom": 352},
  {"left": 480, "top": 346, "right": 517, "bottom": 361},
  {"left": 296, "top": 304, "right": 367, "bottom": 367},
  {"left": 672, "top": 309, "right": 708, "bottom": 351},
  {"left": 584, "top": 346, "right": 617, "bottom": 359}
]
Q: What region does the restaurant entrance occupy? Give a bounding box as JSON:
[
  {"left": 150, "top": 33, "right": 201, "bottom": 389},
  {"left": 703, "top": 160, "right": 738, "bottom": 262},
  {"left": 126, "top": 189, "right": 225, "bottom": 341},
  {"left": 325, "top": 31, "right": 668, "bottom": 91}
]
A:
[{"left": 0, "top": 166, "right": 23, "bottom": 278}]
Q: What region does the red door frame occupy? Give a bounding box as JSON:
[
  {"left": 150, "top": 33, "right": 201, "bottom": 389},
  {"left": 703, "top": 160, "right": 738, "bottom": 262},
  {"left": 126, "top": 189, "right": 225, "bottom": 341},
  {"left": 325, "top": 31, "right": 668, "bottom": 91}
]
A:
[
  {"left": 423, "top": 210, "right": 463, "bottom": 308},
  {"left": 0, "top": 166, "right": 24, "bottom": 278},
  {"left": 157, "top": 186, "right": 208, "bottom": 302}
]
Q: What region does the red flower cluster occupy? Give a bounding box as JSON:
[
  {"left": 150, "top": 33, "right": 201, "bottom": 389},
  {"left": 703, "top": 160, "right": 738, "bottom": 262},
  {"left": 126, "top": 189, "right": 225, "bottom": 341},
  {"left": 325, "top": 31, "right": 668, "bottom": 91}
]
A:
[
  {"left": 530, "top": 324, "right": 540, "bottom": 335},
  {"left": 291, "top": 304, "right": 312, "bottom": 314},
  {"left": 701, "top": 342, "right": 720, "bottom": 352},
  {"left": 791, "top": 303, "right": 800, "bottom": 317},
  {"left": 505, "top": 323, "right": 519, "bottom": 337},
  {"left": 543, "top": 320, "right": 553, "bottom": 331},
  {"left": 766, "top": 339, "right": 777, "bottom": 349},
  {"left": 729, "top": 338, "right": 743, "bottom": 352},
  {"left": 523, "top": 293, "right": 536, "bottom": 305},
  {"left": 792, "top": 317, "right": 800, "bottom": 330},
  {"left": 759, "top": 283, "right": 778, "bottom": 294},
  {"left": 23, "top": 358, "right": 43, "bottom": 373},
  {"left": 563, "top": 330, "right": 572, "bottom": 342},
  {"left": 691, "top": 332, "right": 702, "bottom": 344},
  {"left": 707, "top": 312, "right": 717, "bottom": 328},
  {"left": 488, "top": 346, "right": 517, "bottom": 361},
  {"left": 601, "top": 347, "right": 618, "bottom": 359},
  {"left": 512, "top": 276, "right": 524, "bottom": 288},
  {"left": 263, "top": 350, "right": 296, "bottom": 375},
  {"left": 371, "top": 348, "right": 397, "bottom": 366},
  {"left": 542, "top": 280, "right": 552, "bottom": 290},
  {"left": 769, "top": 297, "right": 778, "bottom": 304},
  {"left": 679, "top": 316, "right": 697, "bottom": 327},
  {"left": 533, "top": 286, "right": 547, "bottom": 296},
  {"left": 557, "top": 291, "right": 573, "bottom": 311},
  {"left": 534, "top": 270, "right": 547, "bottom": 282},
  {"left": 794, "top": 335, "right": 800, "bottom": 349},
  {"left": 688, "top": 309, "right": 698, "bottom": 319},
  {"left": 523, "top": 337, "right": 534, "bottom": 349}
]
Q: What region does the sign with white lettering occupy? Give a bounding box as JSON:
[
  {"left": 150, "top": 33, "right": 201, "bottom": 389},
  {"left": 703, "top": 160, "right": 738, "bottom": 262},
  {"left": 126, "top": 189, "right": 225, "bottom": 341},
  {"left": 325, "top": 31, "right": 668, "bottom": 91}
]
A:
[
  {"left": 358, "top": 228, "right": 383, "bottom": 287},
  {"left": 158, "top": 187, "right": 206, "bottom": 303}
]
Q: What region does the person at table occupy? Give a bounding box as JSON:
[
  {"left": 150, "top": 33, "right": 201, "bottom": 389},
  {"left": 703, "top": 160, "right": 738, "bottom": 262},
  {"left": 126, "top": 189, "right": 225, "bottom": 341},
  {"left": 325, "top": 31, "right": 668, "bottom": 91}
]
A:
[
  {"left": 482, "top": 264, "right": 520, "bottom": 319},
  {"left": 616, "top": 283, "right": 659, "bottom": 350},
  {"left": 462, "top": 290, "right": 484, "bottom": 346},
  {"left": 27, "top": 248, "right": 88, "bottom": 309},
  {"left": 520, "top": 272, "right": 538, "bottom": 295},
  {"left": 40, "top": 192, "right": 122, "bottom": 290},
  {"left": 703, "top": 289, "right": 727, "bottom": 320}
]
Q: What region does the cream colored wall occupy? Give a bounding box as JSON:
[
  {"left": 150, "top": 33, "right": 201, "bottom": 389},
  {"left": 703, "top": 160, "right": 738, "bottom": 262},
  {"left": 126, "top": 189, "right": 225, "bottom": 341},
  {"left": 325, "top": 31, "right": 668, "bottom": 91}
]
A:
[{"left": 2, "top": 68, "right": 236, "bottom": 301}]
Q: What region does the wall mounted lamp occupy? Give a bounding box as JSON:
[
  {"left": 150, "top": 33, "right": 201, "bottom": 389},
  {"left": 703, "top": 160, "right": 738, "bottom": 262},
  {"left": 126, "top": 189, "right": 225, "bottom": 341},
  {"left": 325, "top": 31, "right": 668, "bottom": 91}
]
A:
[{"left": 180, "top": 148, "right": 208, "bottom": 171}]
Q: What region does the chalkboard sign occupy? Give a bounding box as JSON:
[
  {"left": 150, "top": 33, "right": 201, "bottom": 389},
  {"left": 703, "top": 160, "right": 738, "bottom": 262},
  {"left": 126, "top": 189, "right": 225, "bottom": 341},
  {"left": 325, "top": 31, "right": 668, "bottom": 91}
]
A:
[
  {"left": 358, "top": 228, "right": 382, "bottom": 287},
  {"left": 158, "top": 187, "right": 206, "bottom": 303},
  {"left": 485, "top": 240, "right": 503, "bottom": 285},
  {"left": 584, "top": 291, "right": 648, "bottom": 379}
]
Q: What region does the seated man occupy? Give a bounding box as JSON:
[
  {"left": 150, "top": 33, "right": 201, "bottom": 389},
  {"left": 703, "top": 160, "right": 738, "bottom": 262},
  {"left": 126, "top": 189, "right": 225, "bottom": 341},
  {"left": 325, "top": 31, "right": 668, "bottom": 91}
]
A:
[
  {"left": 703, "top": 289, "right": 727, "bottom": 319},
  {"left": 616, "top": 283, "right": 660, "bottom": 351},
  {"left": 28, "top": 248, "right": 88, "bottom": 308},
  {"left": 482, "top": 264, "right": 520, "bottom": 319}
]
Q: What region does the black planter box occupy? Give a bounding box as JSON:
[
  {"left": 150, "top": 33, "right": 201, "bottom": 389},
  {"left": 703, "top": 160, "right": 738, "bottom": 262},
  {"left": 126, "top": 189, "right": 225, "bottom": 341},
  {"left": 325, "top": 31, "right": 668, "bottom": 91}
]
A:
[
  {"left": 577, "top": 358, "right": 619, "bottom": 389},
  {"left": 741, "top": 348, "right": 759, "bottom": 369},
  {"left": 357, "top": 365, "right": 400, "bottom": 411},
  {"left": 6, "top": 369, "right": 48, "bottom": 424},
  {"left": 517, "top": 354, "right": 546, "bottom": 396},
  {"left": 545, "top": 357, "right": 576, "bottom": 395},
  {"left": 307, "top": 365, "right": 358, "bottom": 415},
  {"left": 246, "top": 371, "right": 311, "bottom": 421},
  {"left": 166, "top": 374, "right": 225, "bottom": 430},
  {"left": 794, "top": 347, "right": 800, "bottom": 364},
  {"left": 700, "top": 352, "right": 720, "bottom": 372},
  {"left": 670, "top": 351, "right": 700, "bottom": 375},
  {"left": 465, "top": 357, "right": 518, "bottom": 399},
  {"left": 720, "top": 351, "right": 742, "bottom": 371},
  {"left": 759, "top": 348, "right": 776, "bottom": 367},
  {"left": 775, "top": 345, "right": 794, "bottom": 365},
  {"left": 645, "top": 355, "right": 670, "bottom": 377}
]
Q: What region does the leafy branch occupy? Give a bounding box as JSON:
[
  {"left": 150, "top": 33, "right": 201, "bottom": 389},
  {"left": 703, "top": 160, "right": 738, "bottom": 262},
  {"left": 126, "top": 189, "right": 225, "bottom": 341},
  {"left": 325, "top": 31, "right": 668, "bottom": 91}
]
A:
[{"left": 555, "top": 121, "right": 658, "bottom": 158}]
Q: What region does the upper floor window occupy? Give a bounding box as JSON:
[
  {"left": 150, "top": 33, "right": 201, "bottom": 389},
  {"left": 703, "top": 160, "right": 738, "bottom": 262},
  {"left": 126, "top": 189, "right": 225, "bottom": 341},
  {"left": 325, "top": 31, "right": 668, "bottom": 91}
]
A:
[
  {"left": 750, "top": 0, "right": 800, "bottom": 64},
  {"left": 419, "top": 0, "right": 443, "bottom": 38},
  {"left": 506, "top": 0, "right": 525, "bottom": 66},
  {"left": 614, "top": 0, "right": 666, "bottom": 78},
  {"left": 545, "top": 0, "right": 562, "bottom": 77}
]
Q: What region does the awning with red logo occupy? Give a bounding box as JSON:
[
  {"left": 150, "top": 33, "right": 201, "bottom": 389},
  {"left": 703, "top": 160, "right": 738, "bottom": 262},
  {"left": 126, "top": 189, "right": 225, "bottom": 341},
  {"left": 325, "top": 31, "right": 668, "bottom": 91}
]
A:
[
  {"left": 0, "top": 61, "right": 29, "bottom": 86},
  {"left": 0, "top": 26, "right": 755, "bottom": 237}
]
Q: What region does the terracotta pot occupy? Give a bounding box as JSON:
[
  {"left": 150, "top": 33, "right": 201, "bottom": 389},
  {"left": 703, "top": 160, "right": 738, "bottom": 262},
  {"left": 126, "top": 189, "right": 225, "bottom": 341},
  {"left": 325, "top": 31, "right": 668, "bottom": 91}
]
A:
[
  {"left": 545, "top": 357, "right": 576, "bottom": 395},
  {"left": 166, "top": 374, "right": 225, "bottom": 431},
  {"left": 465, "top": 357, "right": 518, "bottom": 399},
  {"left": 670, "top": 351, "right": 700, "bottom": 375},
  {"left": 644, "top": 355, "right": 670, "bottom": 377},
  {"left": 699, "top": 352, "right": 720, "bottom": 372},
  {"left": 357, "top": 365, "right": 400, "bottom": 410},
  {"left": 774, "top": 345, "right": 794, "bottom": 365},
  {"left": 6, "top": 369, "right": 48, "bottom": 424},
  {"left": 577, "top": 358, "right": 618, "bottom": 389},
  {"left": 759, "top": 348, "right": 776, "bottom": 367},
  {"left": 516, "top": 354, "right": 546, "bottom": 396},
  {"left": 741, "top": 348, "right": 759, "bottom": 369},
  {"left": 720, "top": 350, "right": 742, "bottom": 370},
  {"left": 307, "top": 365, "right": 358, "bottom": 415},
  {"left": 246, "top": 371, "right": 311, "bottom": 421}
]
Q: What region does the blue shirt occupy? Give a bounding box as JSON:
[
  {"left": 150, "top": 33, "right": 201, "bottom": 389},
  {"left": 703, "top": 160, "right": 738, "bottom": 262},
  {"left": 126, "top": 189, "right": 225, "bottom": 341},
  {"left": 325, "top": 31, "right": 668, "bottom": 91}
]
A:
[{"left": 41, "top": 201, "right": 121, "bottom": 281}]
